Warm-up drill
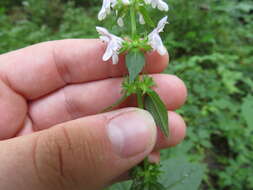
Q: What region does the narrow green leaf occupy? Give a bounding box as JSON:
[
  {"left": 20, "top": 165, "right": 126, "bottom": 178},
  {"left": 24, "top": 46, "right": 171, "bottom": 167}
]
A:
[
  {"left": 126, "top": 51, "right": 145, "bottom": 82},
  {"left": 100, "top": 94, "right": 129, "bottom": 113},
  {"left": 145, "top": 90, "right": 169, "bottom": 136},
  {"left": 139, "top": 6, "right": 155, "bottom": 27}
]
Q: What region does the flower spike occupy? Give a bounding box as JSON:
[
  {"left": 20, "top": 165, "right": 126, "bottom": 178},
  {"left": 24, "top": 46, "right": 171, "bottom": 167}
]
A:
[{"left": 96, "top": 1, "right": 171, "bottom": 189}]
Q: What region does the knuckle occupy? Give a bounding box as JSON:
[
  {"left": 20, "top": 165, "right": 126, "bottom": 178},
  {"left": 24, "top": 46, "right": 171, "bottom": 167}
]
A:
[
  {"left": 33, "top": 127, "right": 77, "bottom": 189},
  {"left": 33, "top": 123, "right": 109, "bottom": 189}
]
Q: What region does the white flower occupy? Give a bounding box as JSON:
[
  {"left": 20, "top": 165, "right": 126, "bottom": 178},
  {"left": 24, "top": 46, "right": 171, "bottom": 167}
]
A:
[
  {"left": 98, "top": 0, "right": 130, "bottom": 20},
  {"left": 122, "top": 0, "right": 130, "bottom": 5},
  {"left": 139, "top": 13, "right": 145, "bottom": 25},
  {"left": 148, "top": 16, "right": 168, "bottom": 55},
  {"left": 98, "top": 0, "right": 112, "bottom": 21},
  {"left": 145, "top": 0, "right": 169, "bottom": 11},
  {"left": 112, "top": 0, "right": 129, "bottom": 6},
  {"left": 117, "top": 17, "right": 124, "bottom": 27},
  {"left": 144, "top": 0, "right": 151, "bottom": 4},
  {"left": 96, "top": 26, "right": 124, "bottom": 65}
]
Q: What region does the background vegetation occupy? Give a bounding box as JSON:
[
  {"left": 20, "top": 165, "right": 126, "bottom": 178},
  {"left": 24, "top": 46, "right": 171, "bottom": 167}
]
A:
[{"left": 0, "top": 0, "right": 253, "bottom": 189}]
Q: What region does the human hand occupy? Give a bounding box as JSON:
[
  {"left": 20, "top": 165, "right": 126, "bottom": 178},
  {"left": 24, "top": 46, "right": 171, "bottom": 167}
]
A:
[{"left": 0, "top": 39, "right": 187, "bottom": 190}]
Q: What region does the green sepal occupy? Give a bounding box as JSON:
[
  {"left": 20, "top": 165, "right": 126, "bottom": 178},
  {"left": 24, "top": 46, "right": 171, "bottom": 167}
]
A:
[{"left": 144, "top": 90, "right": 169, "bottom": 136}]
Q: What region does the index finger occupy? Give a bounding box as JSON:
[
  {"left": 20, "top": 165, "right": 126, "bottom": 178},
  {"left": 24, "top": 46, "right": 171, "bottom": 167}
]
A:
[{"left": 0, "top": 39, "right": 169, "bottom": 100}]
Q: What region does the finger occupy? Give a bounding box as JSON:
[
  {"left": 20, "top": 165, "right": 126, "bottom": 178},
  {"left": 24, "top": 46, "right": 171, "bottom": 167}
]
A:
[
  {"left": 28, "top": 74, "right": 187, "bottom": 131},
  {"left": 155, "top": 111, "right": 186, "bottom": 150},
  {"left": 0, "top": 80, "right": 27, "bottom": 140},
  {"left": 0, "top": 39, "right": 169, "bottom": 100},
  {"left": 109, "top": 111, "right": 186, "bottom": 184},
  {"left": 0, "top": 108, "right": 157, "bottom": 190}
]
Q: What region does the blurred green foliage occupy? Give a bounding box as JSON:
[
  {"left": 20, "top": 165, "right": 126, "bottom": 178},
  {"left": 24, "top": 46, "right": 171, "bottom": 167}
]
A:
[{"left": 0, "top": 0, "right": 253, "bottom": 189}]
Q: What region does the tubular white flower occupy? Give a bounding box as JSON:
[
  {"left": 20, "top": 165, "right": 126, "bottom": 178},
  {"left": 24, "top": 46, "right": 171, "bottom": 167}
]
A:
[
  {"left": 98, "top": 0, "right": 112, "bottom": 21},
  {"left": 148, "top": 16, "right": 168, "bottom": 55},
  {"left": 156, "top": 0, "right": 169, "bottom": 11},
  {"left": 145, "top": 0, "right": 169, "bottom": 11},
  {"left": 122, "top": 0, "right": 130, "bottom": 5},
  {"left": 96, "top": 26, "right": 124, "bottom": 65},
  {"left": 98, "top": 0, "right": 130, "bottom": 20},
  {"left": 139, "top": 13, "right": 145, "bottom": 25},
  {"left": 117, "top": 17, "right": 124, "bottom": 27}
]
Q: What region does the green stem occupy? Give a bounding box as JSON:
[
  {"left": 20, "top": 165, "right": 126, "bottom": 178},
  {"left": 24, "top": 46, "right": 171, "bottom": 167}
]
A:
[
  {"left": 137, "top": 91, "right": 144, "bottom": 109},
  {"left": 100, "top": 94, "right": 128, "bottom": 113},
  {"left": 130, "top": 3, "right": 137, "bottom": 38}
]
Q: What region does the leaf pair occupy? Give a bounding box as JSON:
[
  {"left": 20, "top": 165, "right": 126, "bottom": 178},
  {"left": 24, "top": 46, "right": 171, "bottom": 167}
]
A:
[{"left": 126, "top": 50, "right": 169, "bottom": 137}]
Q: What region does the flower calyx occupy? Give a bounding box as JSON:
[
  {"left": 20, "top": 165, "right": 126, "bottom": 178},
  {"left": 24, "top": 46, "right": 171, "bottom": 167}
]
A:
[
  {"left": 122, "top": 75, "right": 155, "bottom": 96},
  {"left": 120, "top": 38, "right": 152, "bottom": 53}
]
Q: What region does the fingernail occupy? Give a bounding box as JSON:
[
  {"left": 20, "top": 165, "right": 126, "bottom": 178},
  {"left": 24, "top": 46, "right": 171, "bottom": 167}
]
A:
[{"left": 107, "top": 109, "right": 156, "bottom": 158}]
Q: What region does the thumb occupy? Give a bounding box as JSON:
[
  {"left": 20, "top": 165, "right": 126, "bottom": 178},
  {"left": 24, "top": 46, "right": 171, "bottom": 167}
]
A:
[{"left": 0, "top": 108, "right": 157, "bottom": 190}]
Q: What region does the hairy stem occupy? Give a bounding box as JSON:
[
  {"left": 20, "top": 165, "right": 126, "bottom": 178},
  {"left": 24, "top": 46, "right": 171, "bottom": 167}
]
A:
[
  {"left": 130, "top": 3, "right": 137, "bottom": 38},
  {"left": 137, "top": 91, "right": 144, "bottom": 109}
]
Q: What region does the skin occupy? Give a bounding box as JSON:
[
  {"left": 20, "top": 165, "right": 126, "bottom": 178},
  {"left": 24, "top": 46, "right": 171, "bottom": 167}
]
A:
[{"left": 0, "top": 39, "right": 187, "bottom": 190}]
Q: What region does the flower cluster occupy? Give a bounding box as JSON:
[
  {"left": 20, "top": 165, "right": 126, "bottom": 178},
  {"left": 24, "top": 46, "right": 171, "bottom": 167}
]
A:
[
  {"left": 98, "top": 0, "right": 168, "bottom": 21},
  {"left": 96, "top": 17, "right": 168, "bottom": 64},
  {"left": 97, "top": 0, "right": 169, "bottom": 65}
]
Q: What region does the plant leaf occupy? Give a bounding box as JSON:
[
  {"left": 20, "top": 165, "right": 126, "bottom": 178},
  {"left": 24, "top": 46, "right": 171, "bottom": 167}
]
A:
[
  {"left": 145, "top": 90, "right": 169, "bottom": 136},
  {"left": 241, "top": 95, "right": 253, "bottom": 128},
  {"left": 159, "top": 157, "right": 205, "bottom": 190},
  {"left": 106, "top": 181, "right": 131, "bottom": 190},
  {"left": 101, "top": 94, "right": 129, "bottom": 113},
  {"left": 126, "top": 51, "right": 145, "bottom": 82}
]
